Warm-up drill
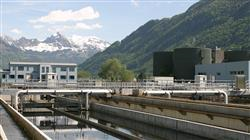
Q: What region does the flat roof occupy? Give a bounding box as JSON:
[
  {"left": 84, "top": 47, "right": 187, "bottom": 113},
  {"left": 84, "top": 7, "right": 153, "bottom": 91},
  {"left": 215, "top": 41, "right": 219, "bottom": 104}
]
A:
[
  {"left": 9, "top": 61, "right": 77, "bottom": 66},
  {"left": 196, "top": 60, "right": 250, "bottom": 67}
]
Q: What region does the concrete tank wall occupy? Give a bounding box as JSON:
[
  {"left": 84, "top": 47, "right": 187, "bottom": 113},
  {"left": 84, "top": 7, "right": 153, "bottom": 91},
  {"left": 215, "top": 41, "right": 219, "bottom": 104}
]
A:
[
  {"left": 91, "top": 103, "right": 250, "bottom": 140},
  {"left": 173, "top": 48, "right": 212, "bottom": 80}
]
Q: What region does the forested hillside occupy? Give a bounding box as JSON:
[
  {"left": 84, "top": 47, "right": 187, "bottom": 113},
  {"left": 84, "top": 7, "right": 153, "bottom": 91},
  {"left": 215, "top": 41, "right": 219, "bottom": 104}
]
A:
[{"left": 80, "top": 0, "right": 250, "bottom": 74}]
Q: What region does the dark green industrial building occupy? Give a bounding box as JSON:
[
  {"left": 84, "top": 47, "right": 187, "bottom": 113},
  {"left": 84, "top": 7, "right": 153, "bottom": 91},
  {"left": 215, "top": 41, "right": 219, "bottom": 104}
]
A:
[
  {"left": 153, "top": 48, "right": 214, "bottom": 80},
  {"left": 153, "top": 48, "right": 250, "bottom": 80},
  {"left": 153, "top": 52, "right": 173, "bottom": 76},
  {"left": 173, "top": 48, "right": 212, "bottom": 80},
  {"left": 224, "top": 50, "right": 250, "bottom": 62}
]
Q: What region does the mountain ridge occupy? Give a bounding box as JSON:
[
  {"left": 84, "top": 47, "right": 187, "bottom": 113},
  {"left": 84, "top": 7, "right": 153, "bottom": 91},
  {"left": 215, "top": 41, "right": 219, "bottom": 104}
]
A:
[
  {"left": 0, "top": 33, "right": 110, "bottom": 68},
  {"left": 79, "top": 0, "right": 250, "bottom": 74}
]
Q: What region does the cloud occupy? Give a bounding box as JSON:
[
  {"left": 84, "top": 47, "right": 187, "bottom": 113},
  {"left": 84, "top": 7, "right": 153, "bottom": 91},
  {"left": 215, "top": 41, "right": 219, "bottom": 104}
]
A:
[
  {"left": 131, "top": 0, "right": 139, "bottom": 7},
  {"left": 33, "top": 25, "right": 44, "bottom": 29},
  {"left": 10, "top": 28, "right": 22, "bottom": 34},
  {"left": 48, "top": 23, "right": 102, "bottom": 33},
  {"left": 74, "top": 23, "right": 102, "bottom": 30},
  {"left": 29, "top": 6, "right": 99, "bottom": 24}
]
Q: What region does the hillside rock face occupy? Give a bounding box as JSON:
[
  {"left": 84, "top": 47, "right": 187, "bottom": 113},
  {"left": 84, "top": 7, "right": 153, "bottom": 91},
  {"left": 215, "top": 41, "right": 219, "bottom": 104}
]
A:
[
  {"left": 79, "top": 0, "right": 250, "bottom": 74},
  {"left": 0, "top": 33, "right": 110, "bottom": 68}
]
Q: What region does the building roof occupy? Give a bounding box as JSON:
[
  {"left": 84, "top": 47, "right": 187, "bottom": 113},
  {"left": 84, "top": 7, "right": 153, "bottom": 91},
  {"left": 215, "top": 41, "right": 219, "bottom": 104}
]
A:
[
  {"left": 9, "top": 61, "right": 77, "bottom": 66},
  {"left": 195, "top": 60, "right": 250, "bottom": 67}
]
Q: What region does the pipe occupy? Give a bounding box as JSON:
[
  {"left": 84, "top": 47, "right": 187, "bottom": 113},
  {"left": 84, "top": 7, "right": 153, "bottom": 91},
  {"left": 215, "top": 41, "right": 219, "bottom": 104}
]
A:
[
  {"left": 13, "top": 89, "right": 112, "bottom": 110},
  {"left": 144, "top": 90, "right": 228, "bottom": 104},
  {"left": 144, "top": 90, "right": 171, "bottom": 99},
  {"left": 85, "top": 92, "right": 90, "bottom": 111},
  {"left": 217, "top": 90, "right": 228, "bottom": 104}
]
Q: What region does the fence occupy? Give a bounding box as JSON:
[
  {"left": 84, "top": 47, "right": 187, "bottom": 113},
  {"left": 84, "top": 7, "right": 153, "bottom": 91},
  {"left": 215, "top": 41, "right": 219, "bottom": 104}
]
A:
[{"left": 0, "top": 79, "right": 241, "bottom": 91}]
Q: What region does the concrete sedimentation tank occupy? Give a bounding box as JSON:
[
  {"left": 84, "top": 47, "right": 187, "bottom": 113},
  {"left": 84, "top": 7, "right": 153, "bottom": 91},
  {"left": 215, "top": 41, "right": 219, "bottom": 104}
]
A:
[
  {"left": 224, "top": 50, "right": 250, "bottom": 62},
  {"left": 173, "top": 48, "right": 212, "bottom": 80},
  {"left": 153, "top": 51, "right": 173, "bottom": 76}
]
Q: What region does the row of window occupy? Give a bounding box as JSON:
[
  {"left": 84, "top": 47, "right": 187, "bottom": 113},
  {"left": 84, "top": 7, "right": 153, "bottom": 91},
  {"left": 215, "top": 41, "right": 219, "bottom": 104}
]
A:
[
  {"left": 60, "top": 75, "right": 75, "bottom": 80},
  {"left": 230, "top": 71, "right": 244, "bottom": 75},
  {"left": 198, "top": 72, "right": 206, "bottom": 75},
  {"left": 198, "top": 71, "right": 244, "bottom": 76},
  {"left": 42, "top": 67, "right": 50, "bottom": 73},
  {"left": 6, "top": 75, "right": 24, "bottom": 79},
  {"left": 11, "top": 66, "right": 33, "bottom": 72},
  {"left": 198, "top": 72, "right": 221, "bottom": 76},
  {"left": 41, "top": 67, "right": 75, "bottom": 73},
  {"left": 2, "top": 74, "right": 75, "bottom": 80},
  {"left": 11, "top": 66, "right": 76, "bottom": 72}
]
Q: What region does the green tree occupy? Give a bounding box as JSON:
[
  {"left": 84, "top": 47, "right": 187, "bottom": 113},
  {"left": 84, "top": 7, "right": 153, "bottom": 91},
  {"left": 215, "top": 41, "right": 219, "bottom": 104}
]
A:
[
  {"left": 137, "top": 71, "right": 147, "bottom": 82},
  {"left": 78, "top": 70, "right": 91, "bottom": 79},
  {"left": 98, "top": 58, "right": 134, "bottom": 81},
  {"left": 121, "top": 69, "right": 135, "bottom": 82}
]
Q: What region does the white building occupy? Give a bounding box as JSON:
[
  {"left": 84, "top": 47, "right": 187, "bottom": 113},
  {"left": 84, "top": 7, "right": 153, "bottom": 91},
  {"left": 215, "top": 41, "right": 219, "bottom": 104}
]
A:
[
  {"left": 1, "top": 62, "right": 77, "bottom": 84},
  {"left": 195, "top": 61, "right": 249, "bottom": 81}
]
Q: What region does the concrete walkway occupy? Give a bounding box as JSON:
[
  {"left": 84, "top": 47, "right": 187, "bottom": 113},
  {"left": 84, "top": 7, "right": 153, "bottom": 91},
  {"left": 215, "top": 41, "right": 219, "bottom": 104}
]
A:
[{"left": 0, "top": 104, "right": 28, "bottom": 140}]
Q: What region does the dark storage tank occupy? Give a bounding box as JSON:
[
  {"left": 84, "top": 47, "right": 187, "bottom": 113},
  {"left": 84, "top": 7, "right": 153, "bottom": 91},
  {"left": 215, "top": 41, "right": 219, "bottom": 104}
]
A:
[
  {"left": 173, "top": 48, "right": 212, "bottom": 80},
  {"left": 224, "top": 50, "right": 250, "bottom": 62},
  {"left": 153, "top": 51, "right": 173, "bottom": 76}
]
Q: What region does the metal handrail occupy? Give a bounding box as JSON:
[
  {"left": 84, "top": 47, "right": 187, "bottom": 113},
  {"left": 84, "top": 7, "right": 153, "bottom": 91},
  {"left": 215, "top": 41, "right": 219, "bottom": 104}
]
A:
[{"left": 0, "top": 79, "right": 246, "bottom": 91}]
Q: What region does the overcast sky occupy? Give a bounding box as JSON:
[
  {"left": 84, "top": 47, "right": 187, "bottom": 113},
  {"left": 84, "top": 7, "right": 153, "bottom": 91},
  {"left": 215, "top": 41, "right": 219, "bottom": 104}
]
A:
[{"left": 1, "top": 0, "right": 198, "bottom": 43}]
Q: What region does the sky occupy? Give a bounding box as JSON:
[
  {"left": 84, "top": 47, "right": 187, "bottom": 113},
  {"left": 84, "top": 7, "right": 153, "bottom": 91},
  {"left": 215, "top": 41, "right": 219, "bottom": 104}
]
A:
[{"left": 1, "top": 0, "right": 198, "bottom": 43}]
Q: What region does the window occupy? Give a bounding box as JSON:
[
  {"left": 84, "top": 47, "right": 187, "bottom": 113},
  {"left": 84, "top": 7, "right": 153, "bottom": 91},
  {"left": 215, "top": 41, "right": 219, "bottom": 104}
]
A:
[
  {"left": 238, "top": 71, "right": 244, "bottom": 75},
  {"left": 216, "top": 72, "right": 221, "bottom": 76},
  {"left": 33, "top": 67, "right": 38, "bottom": 73},
  {"left": 18, "top": 75, "right": 24, "bottom": 79},
  {"left": 10, "top": 75, "right": 15, "bottom": 79},
  {"left": 42, "top": 67, "right": 45, "bottom": 73},
  {"left": 61, "top": 67, "right": 67, "bottom": 72},
  {"left": 60, "top": 75, "right": 66, "bottom": 79},
  {"left": 69, "top": 75, "right": 75, "bottom": 80},
  {"left": 52, "top": 75, "right": 55, "bottom": 80},
  {"left": 18, "top": 66, "right": 24, "bottom": 71},
  {"left": 230, "top": 71, "right": 237, "bottom": 75},
  {"left": 230, "top": 71, "right": 244, "bottom": 75},
  {"left": 2, "top": 74, "right": 5, "bottom": 79},
  {"left": 69, "top": 67, "right": 75, "bottom": 72},
  {"left": 198, "top": 72, "right": 206, "bottom": 75},
  {"left": 41, "top": 75, "right": 46, "bottom": 81},
  {"left": 52, "top": 67, "right": 56, "bottom": 73},
  {"left": 46, "top": 67, "right": 49, "bottom": 73}
]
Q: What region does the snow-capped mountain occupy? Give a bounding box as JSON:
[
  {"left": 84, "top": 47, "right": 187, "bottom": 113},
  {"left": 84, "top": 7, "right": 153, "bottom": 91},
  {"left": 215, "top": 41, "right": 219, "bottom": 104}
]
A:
[
  {"left": 70, "top": 35, "right": 110, "bottom": 52},
  {"left": 0, "top": 33, "right": 111, "bottom": 68},
  {"left": 14, "top": 37, "right": 40, "bottom": 50},
  {"left": 12, "top": 32, "right": 110, "bottom": 53}
]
